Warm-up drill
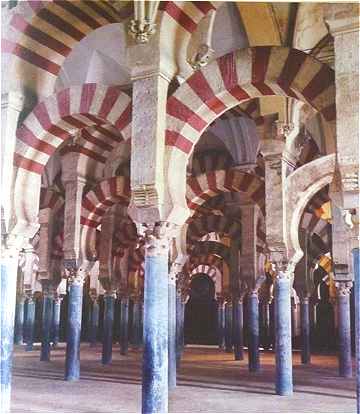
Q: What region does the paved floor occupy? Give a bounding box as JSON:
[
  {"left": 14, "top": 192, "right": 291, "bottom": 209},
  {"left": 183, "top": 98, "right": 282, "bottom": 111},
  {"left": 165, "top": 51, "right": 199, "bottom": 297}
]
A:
[{"left": 10, "top": 344, "right": 356, "bottom": 413}]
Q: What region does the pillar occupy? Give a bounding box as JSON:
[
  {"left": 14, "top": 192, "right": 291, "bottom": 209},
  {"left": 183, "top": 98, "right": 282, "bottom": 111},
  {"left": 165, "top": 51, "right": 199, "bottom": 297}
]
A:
[
  {"left": 232, "top": 299, "right": 244, "bottom": 360},
  {"left": 225, "top": 301, "right": 233, "bottom": 353},
  {"left": 352, "top": 248, "right": 359, "bottom": 413},
  {"left": 217, "top": 298, "right": 225, "bottom": 350},
  {"left": 131, "top": 297, "right": 142, "bottom": 349},
  {"left": 25, "top": 296, "right": 35, "bottom": 352},
  {"left": 102, "top": 291, "right": 116, "bottom": 365},
  {"left": 120, "top": 295, "right": 129, "bottom": 355},
  {"left": 141, "top": 226, "right": 170, "bottom": 414},
  {"left": 260, "top": 301, "right": 271, "bottom": 350},
  {"left": 52, "top": 296, "right": 62, "bottom": 347},
  {"left": 274, "top": 275, "right": 293, "bottom": 396},
  {"left": 336, "top": 281, "right": 353, "bottom": 378},
  {"left": 64, "top": 268, "right": 85, "bottom": 381},
  {"left": 1, "top": 246, "right": 20, "bottom": 413},
  {"left": 168, "top": 271, "right": 177, "bottom": 389},
  {"left": 176, "top": 291, "right": 185, "bottom": 365},
  {"left": 89, "top": 297, "right": 99, "bottom": 347},
  {"left": 300, "top": 297, "right": 311, "bottom": 364},
  {"left": 40, "top": 284, "right": 54, "bottom": 361},
  {"left": 14, "top": 294, "right": 25, "bottom": 344},
  {"left": 248, "top": 290, "right": 260, "bottom": 372}
]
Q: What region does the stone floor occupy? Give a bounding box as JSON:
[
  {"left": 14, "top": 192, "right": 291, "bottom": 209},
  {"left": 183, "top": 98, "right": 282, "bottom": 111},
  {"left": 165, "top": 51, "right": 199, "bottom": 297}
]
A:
[{"left": 10, "top": 344, "right": 356, "bottom": 413}]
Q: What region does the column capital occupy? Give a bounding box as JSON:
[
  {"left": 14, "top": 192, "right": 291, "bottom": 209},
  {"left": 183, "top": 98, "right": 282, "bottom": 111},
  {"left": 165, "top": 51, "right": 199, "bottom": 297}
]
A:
[
  {"left": 128, "top": 1, "right": 159, "bottom": 44},
  {"left": 103, "top": 290, "right": 117, "bottom": 299},
  {"left": 335, "top": 281, "right": 353, "bottom": 297},
  {"left": 63, "top": 260, "right": 89, "bottom": 286},
  {"left": 138, "top": 221, "right": 179, "bottom": 256}
]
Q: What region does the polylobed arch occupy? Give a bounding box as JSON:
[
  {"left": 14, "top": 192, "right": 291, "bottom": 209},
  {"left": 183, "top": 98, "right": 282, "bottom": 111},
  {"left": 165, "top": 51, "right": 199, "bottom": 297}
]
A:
[
  {"left": 164, "top": 46, "right": 335, "bottom": 222},
  {"left": 186, "top": 169, "right": 265, "bottom": 216},
  {"left": 12, "top": 84, "right": 131, "bottom": 238}
]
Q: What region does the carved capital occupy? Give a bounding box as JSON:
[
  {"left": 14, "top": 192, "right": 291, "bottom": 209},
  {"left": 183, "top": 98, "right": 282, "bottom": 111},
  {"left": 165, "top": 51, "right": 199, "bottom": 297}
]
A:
[
  {"left": 139, "top": 221, "right": 179, "bottom": 257},
  {"left": 189, "top": 44, "right": 214, "bottom": 70},
  {"left": 104, "top": 290, "right": 117, "bottom": 299},
  {"left": 128, "top": 1, "right": 159, "bottom": 44},
  {"left": 335, "top": 281, "right": 353, "bottom": 297},
  {"left": 63, "top": 260, "right": 87, "bottom": 286}
]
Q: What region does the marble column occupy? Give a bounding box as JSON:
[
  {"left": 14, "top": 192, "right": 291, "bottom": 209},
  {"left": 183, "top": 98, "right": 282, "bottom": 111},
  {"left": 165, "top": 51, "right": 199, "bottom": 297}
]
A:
[
  {"left": 132, "top": 297, "right": 142, "bottom": 349},
  {"left": 300, "top": 297, "right": 311, "bottom": 364},
  {"left": 274, "top": 275, "right": 293, "bottom": 396},
  {"left": 25, "top": 296, "right": 36, "bottom": 352},
  {"left": 89, "top": 298, "right": 99, "bottom": 347},
  {"left": 40, "top": 285, "right": 54, "bottom": 361},
  {"left": 217, "top": 298, "right": 226, "bottom": 350},
  {"left": 141, "top": 226, "right": 170, "bottom": 414},
  {"left": 336, "top": 281, "right": 353, "bottom": 378},
  {"left": 64, "top": 269, "right": 85, "bottom": 381},
  {"left": 248, "top": 290, "right": 260, "bottom": 372},
  {"left": 176, "top": 292, "right": 185, "bottom": 365},
  {"left": 1, "top": 247, "right": 20, "bottom": 413},
  {"left": 352, "top": 248, "right": 359, "bottom": 414},
  {"left": 52, "top": 296, "right": 62, "bottom": 347},
  {"left": 260, "top": 301, "right": 271, "bottom": 350},
  {"left": 102, "top": 291, "right": 116, "bottom": 365},
  {"left": 225, "top": 301, "right": 233, "bottom": 353},
  {"left": 14, "top": 294, "right": 25, "bottom": 344},
  {"left": 120, "top": 296, "right": 129, "bottom": 356},
  {"left": 232, "top": 299, "right": 244, "bottom": 360},
  {"left": 168, "top": 272, "right": 177, "bottom": 389}
]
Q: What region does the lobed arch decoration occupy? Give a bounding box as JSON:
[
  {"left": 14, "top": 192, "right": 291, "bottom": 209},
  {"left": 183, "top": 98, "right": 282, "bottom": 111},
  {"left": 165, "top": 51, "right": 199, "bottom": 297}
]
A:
[
  {"left": 164, "top": 46, "right": 335, "bottom": 223},
  {"left": 12, "top": 84, "right": 131, "bottom": 238},
  {"left": 80, "top": 176, "right": 130, "bottom": 259},
  {"left": 186, "top": 169, "right": 265, "bottom": 216},
  {"left": 3, "top": 0, "right": 133, "bottom": 95}
]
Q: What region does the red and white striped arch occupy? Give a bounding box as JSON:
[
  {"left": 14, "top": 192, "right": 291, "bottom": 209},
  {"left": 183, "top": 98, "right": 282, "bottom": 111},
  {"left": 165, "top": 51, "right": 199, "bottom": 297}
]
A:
[
  {"left": 187, "top": 214, "right": 241, "bottom": 246},
  {"left": 191, "top": 241, "right": 231, "bottom": 265},
  {"left": 3, "top": 1, "right": 132, "bottom": 95},
  {"left": 186, "top": 169, "right": 265, "bottom": 216},
  {"left": 165, "top": 47, "right": 335, "bottom": 221},
  {"left": 80, "top": 176, "right": 130, "bottom": 260},
  {"left": 80, "top": 176, "right": 130, "bottom": 229},
  {"left": 15, "top": 84, "right": 131, "bottom": 175},
  {"left": 167, "top": 47, "right": 335, "bottom": 156},
  {"left": 190, "top": 264, "right": 222, "bottom": 294}
]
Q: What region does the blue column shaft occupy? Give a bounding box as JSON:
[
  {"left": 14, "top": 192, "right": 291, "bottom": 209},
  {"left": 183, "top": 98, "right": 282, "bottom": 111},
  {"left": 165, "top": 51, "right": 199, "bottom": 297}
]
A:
[
  {"left": 176, "top": 292, "right": 183, "bottom": 366},
  {"left": 142, "top": 253, "right": 168, "bottom": 414},
  {"left": 338, "top": 292, "right": 352, "bottom": 378},
  {"left": 25, "top": 299, "right": 35, "bottom": 352},
  {"left": 40, "top": 294, "right": 54, "bottom": 361},
  {"left": 1, "top": 256, "right": 18, "bottom": 413},
  {"left": 352, "top": 248, "right": 359, "bottom": 414},
  {"left": 217, "top": 303, "right": 225, "bottom": 349},
  {"left": 132, "top": 301, "right": 142, "bottom": 348},
  {"left": 89, "top": 300, "right": 99, "bottom": 347},
  {"left": 300, "top": 299, "right": 311, "bottom": 364},
  {"left": 102, "top": 294, "right": 115, "bottom": 365},
  {"left": 232, "top": 301, "right": 244, "bottom": 360},
  {"left": 120, "top": 298, "right": 129, "bottom": 355},
  {"left": 14, "top": 298, "right": 25, "bottom": 345},
  {"left": 248, "top": 293, "right": 260, "bottom": 372},
  {"left": 274, "top": 277, "right": 293, "bottom": 396},
  {"left": 168, "top": 281, "right": 176, "bottom": 389},
  {"left": 52, "top": 299, "right": 61, "bottom": 346},
  {"left": 225, "top": 303, "right": 233, "bottom": 352},
  {"left": 65, "top": 281, "right": 83, "bottom": 381}
]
